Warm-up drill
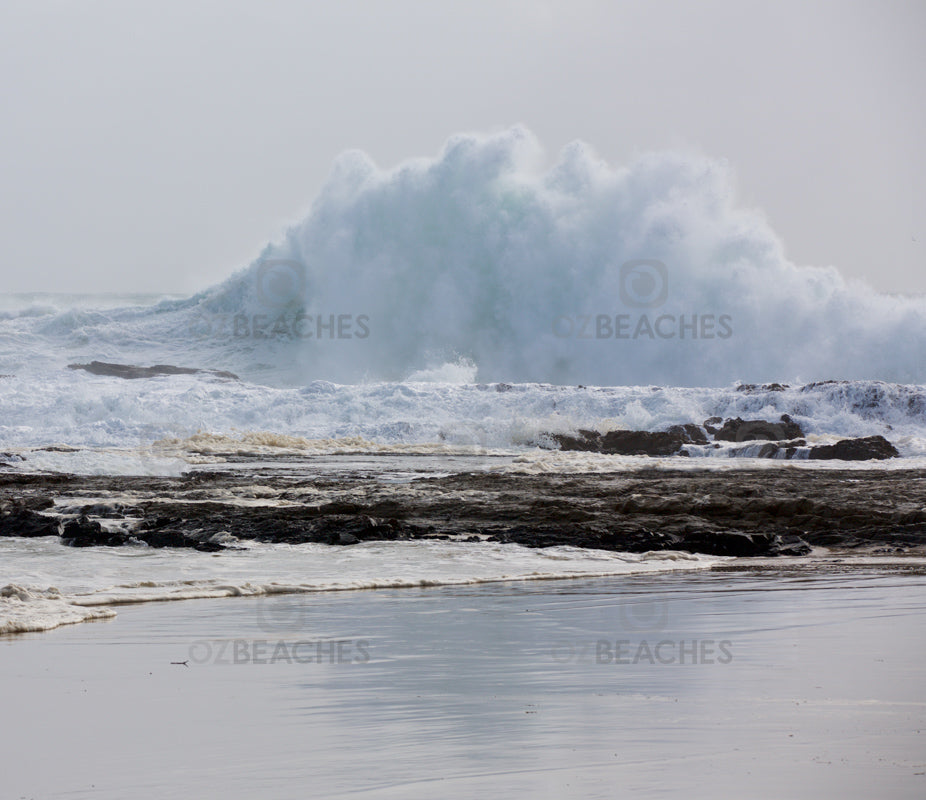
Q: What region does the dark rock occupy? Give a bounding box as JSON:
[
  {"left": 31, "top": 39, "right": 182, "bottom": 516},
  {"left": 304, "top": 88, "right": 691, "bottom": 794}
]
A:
[
  {"left": 754, "top": 443, "right": 780, "bottom": 459},
  {"left": 550, "top": 426, "right": 706, "bottom": 456},
  {"left": 726, "top": 439, "right": 807, "bottom": 459},
  {"left": 809, "top": 436, "right": 900, "bottom": 461},
  {"left": 0, "top": 507, "right": 60, "bottom": 537},
  {"left": 666, "top": 424, "right": 709, "bottom": 444},
  {"left": 193, "top": 541, "right": 225, "bottom": 553},
  {"left": 2, "top": 496, "right": 54, "bottom": 512},
  {"left": 678, "top": 530, "right": 778, "bottom": 557},
  {"left": 774, "top": 535, "right": 814, "bottom": 557},
  {"left": 2, "top": 466, "right": 923, "bottom": 559},
  {"left": 62, "top": 515, "right": 128, "bottom": 547},
  {"left": 142, "top": 515, "right": 184, "bottom": 531},
  {"left": 68, "top": 361, "right": 238, "bottom": 380},
  {"left": 140, "top": 529, "right": 188, "bottom": 548},
  {"left": 550, "top": 430, "right": 603, "bottom": 452},
  {"left": 713, "top": 415, "right": 805, "bottom": 442},
  {"left": 339, "top": 533, "right": 359, "bottom": 545},
  {"left": 79, "top": 504, "right": 127, "bottom": 519},
  {"left": 736, "top": 383, "right": 790, "bottom": 393},
  {"left": 801, "top": 380, "right": 848, "bottom": 391},
  {"left": 599, "top": 427, "right": 707, "bottom": 456}
]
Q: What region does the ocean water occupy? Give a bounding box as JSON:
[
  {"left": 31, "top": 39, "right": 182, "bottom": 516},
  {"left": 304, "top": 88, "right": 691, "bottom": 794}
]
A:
[
  {"left": 1, "top": 360, "right": 924, "bottom": 465},
  {"left": 0, "top": 130, "right": 923, "bottom": 463},
  {"left": 4, "top": 129, "right": 926, "bottom": 386},
  {"left": 2, "top": 128, "right": 925, "bottom": 638}
]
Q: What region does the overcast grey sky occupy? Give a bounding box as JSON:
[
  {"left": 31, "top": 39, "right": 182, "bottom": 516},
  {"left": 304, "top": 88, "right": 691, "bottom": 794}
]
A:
[{"left": 2, "top": 0, "right": 924, "bottom": 296}]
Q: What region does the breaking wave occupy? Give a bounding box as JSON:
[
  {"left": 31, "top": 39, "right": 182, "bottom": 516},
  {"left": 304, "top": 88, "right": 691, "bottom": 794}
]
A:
[{"left": 0, "top": 127, "right": 923, "bottom": 386}]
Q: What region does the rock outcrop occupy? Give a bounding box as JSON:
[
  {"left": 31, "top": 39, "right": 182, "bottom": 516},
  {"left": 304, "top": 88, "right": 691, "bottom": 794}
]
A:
[
  {"left": 67, "top": 361, "right": 238, "bottom": 380},
  {"left": 3, "top": 468, "right": 926, "bottom": 557},
  {"left": 544, "top": 414, "right": 900, "bottom": 461},
  {"left": 551, "top": 425, "right": 708, "bottom": 456},
  {"left": 710, "top": 415, "right": 805, "bottom": 442},
  {"left": 809, "top": 435, "right": 900, "bottom": 461}
]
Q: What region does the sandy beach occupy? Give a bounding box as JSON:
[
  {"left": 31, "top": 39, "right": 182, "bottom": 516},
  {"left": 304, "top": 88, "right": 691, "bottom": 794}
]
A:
[{"left": 4, "top": 563, "right": 924, "bottom": 799}]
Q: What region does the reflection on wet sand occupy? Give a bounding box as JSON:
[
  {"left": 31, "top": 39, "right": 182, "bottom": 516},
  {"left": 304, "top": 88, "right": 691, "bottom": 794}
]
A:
[{"left": 3, "top": 567, "right": 924, "bottom": 799}]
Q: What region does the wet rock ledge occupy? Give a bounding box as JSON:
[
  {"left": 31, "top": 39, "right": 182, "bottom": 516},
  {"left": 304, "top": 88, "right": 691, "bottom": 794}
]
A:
[{"left": 2, "top": 468, "right": 925, "bottom": 558}]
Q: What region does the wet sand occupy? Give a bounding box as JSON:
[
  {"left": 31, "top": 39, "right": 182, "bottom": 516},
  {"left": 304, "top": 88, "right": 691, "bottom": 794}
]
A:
[{"left": 3, "top": 564, "right": 925, "bottom": 799}]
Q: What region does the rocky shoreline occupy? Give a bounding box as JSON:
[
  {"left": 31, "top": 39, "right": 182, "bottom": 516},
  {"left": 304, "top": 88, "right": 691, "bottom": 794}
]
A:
[
  {"left": 2, "top": 466, "right": 925, "bottom": 558},
  {"left": 546, "top": 415, "right": 901, "bottom": 460}
]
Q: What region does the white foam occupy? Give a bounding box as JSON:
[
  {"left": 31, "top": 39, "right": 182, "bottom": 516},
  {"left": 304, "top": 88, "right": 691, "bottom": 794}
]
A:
[
  {"left": 0, "top": 376, "right": 923, "bottom": 473},
  {"left": 0, "top": 537, "right": 721, "bottom": 635},
  {"left": 499, "top": 450, "right": 926, "bottom": 474},
  {"left": 0, "top": 128, "right": 924, "bottom": 387},
  {"left": 0, "top": 584, "right": 116, "bottom": 634}
]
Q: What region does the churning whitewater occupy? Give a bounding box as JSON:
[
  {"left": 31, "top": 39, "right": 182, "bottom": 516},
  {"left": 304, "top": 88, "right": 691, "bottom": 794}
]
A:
[
  {"left": 0, "top": 127, "right": 924, "bottom": 387},
  {"left": 0, "top": 373, "right": 925, "bottom": 465}
]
